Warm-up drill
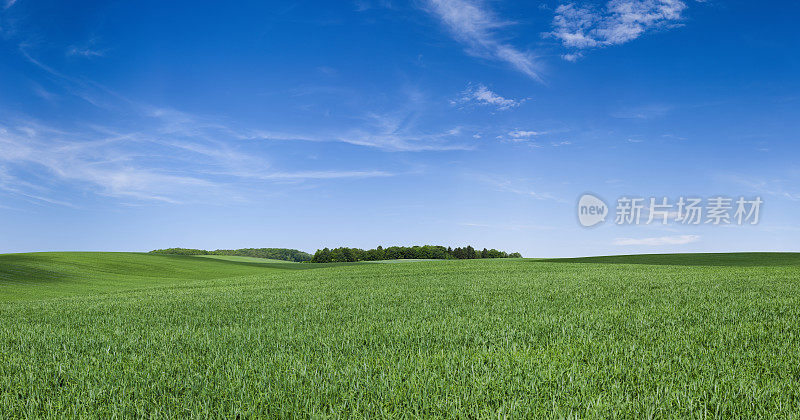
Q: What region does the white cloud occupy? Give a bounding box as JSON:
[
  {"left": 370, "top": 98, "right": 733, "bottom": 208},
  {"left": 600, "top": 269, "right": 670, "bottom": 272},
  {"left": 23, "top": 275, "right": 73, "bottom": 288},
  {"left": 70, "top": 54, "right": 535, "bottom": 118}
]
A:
[
  {"left": 31, "top": 84, "right": 58, "bottom": 102},
  {"left": 611, "top": 103, "right": 672, "bottom": 119},
  {"left": 3, "top": 0, "right": 16, "bottom": 9},
  {"left": 336, "top": 131, "right": 472, "bottom": 151},
  {"left": 460, "top": 222, "right": 558, "bottom": 231},
  {"left": 613, "top": 234, "right": 700, "bottom": 246},
  {"left": 255, "top": 170, "right": 393, "bottom": 180},
  {"left": 424, "top": 0, "right": 542, "bottom": 81},
  {"left": 328, "top": 111, "right": 472, "bottom": 151},
  {"left": 354, "top": 0, "right": 393, "bottom": 12},
  {"left": 67, "top": 46, "right": 105, "bottom": 58},
  {"left": 722, "top": 174, "right": 800, "bottom": 202},
  {"left": 0, "top": 115, "right": 398, "bottom": 205},
  {"left": 0, "top": 122, "right": 240, "bottom": 204},
  {"left": 476, "top": 175, "right": 566, "bottom": 203},
  {"left": 2, "top": 52, "right": 471, "bottom": 207},
  {"left": 508, "top": 130, "right": 544, "bottom": 138},
  {"left": 457, "top": 84, "right": 525, "bottom": 110},
  {"left": 494, "top": 129, "right": 572, "bottom": 147},
  {"left": 22, "top": 47, "right": 472, "bottom": 153},
  {"left": 143, "top": 106, "right": 469, "bottom": 153},
  {"left": 550, "top": 0, "right": 687, "bottom": 56}
]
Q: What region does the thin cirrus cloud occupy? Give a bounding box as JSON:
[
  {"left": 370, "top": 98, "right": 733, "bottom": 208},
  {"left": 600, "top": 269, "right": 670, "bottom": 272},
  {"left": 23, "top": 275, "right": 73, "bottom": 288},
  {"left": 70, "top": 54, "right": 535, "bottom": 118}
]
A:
[
  {"left": 331, "top": 112, "right": 472, "bottom": 151},
  {"left": 550, "top": 0, "right": 687, "bottom": 56},
  {"left": 455, "top": 84, "right": 525, "bottom": 111},
  {"left": 152, "top": 98, "right": 472, "bottom": 152},
  {"left": 0, "top": 114, "right": 399, "bottom": 205},
  {"left": 613, "top": 234, "right": 700, "bottom": 246},
  {"left": 423, "top": 0, "right": 542, "bottom": 81},
  {"left": 507, "top": 130, "right": 544, "bottom": 139},
  {"left": 0, "top": 125, "right": 215, "bottom": 204},
  {"left": 19, "top": 46, "right": 470, "bottom": 154},
  {"left": 66, "top": 46, "right": 105, "bottom": 58},
  {"left": 2, "top": 48, "right": 465, "bottom": 206},
  {"left": 475, "top": 175, "right": 566, "bottom": 203},
  {"left": 719, "top": 174, "right": 800, "bottom": 202},
  {"left": 254, "top": 170, "right": 393, "bottom": 180},
  {"left": 611, "top": 103, "right": 673, "bottom": 119},
  {"left": 242, "top": 115, "right": 471, "bottom": 152}
]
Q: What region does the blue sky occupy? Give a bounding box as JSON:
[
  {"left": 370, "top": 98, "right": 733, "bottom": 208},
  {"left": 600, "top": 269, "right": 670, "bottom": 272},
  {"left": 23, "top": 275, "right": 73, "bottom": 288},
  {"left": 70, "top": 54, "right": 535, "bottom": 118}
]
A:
[{"left": 1, "top": 0, "right": 798, "bottom": 257}]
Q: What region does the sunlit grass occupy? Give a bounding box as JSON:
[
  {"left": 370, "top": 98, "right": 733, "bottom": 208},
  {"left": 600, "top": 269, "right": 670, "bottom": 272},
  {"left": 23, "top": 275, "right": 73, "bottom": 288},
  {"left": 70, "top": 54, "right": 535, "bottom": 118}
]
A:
[
  {"left": 1, "top": 252, "right": 799, "bottom": 417},
  {"left": 192, "top": 254, "right": 299, "bottom": 264}
]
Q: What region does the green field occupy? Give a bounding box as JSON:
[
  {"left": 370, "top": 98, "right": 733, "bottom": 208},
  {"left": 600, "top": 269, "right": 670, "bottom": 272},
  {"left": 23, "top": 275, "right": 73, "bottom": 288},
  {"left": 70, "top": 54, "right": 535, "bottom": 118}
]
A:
[
  {"left": 192, "top": 254, "right": 303, "bottom": 265},
  {"left": 1, "top": 252, "right": 799, "bottom": 417}
]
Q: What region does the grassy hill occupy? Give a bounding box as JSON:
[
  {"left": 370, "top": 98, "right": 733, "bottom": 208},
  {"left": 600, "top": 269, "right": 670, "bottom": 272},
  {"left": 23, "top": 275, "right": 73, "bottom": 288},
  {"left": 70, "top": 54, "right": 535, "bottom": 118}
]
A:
[
  {"left": 149, "top": 247, "right": 314, "bottom": 262},
  {"left": 541, "top": 252, "right": 800, "bottom": 266},
  {"left": 192, "top": 254, "right": 299, "bottom": 264},
  {"left": 0, "top": 252, "right": 311, "bottom": 302},
  {"left": 1, "top": 252, "right": 799, "bottom": 416}
]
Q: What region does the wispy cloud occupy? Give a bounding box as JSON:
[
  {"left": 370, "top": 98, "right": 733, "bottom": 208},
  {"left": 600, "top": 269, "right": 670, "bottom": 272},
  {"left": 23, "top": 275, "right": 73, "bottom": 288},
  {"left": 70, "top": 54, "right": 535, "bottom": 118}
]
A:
[
  {"left": 3, "top": 0, "right": 16, "bottom": 9},
  {"left": 423, "top": 0, "right": 542, "bottom": 81},
  {"left": 476, "top": 175, "right": 566, "bottom": 202},
  {"left": 455, "top": 84, "right": 525, "bottom": 111},
  {"left": 2, "top": 47, "right": 473, "bottom": 206},
  {"left": 19, "top": 45, "right": 124, "bottom": 109},
  {"left": 354, "top": 0, "right": 394, "bottom": 12},
  {"left": 0, "top": 114, "right": 398, "bottom": 205},
  {"left": 492, "top": 128, "right": 571, "bottom": 147},
  {"left": 335, "top": 111, "right": 471, "bottom": 151},
  {"left": 31, "top": 84, "right": 58, "bottom": 102},
  {"left": 67, "top": 46, "right": 105, "bottom": 58},
  {"left": 613, "top": 234, "right": 700, "bottom": 246},
  {"left": 0, "top": 165, "right": 77, "bottom": 207},
  {"left": 459, "top": 222, "right": 558, "bottom": 231},
  {"left": 508, "top": 130, "right": 544, "bottom": 139},
  {"left": 0, "top": 122, "right": 235, "bottom": 204},
  {"left": 611, "top": 103, "right": 672, "bottom": 119},
  {"left": 550, "top": 0, "right": 687, "bottom": 57},
  {"left": 722, "top": 174, "right": 800, "bottom": 202},
  {"left": 254, "top": 170, "right": 393, "bottom": 180},
  {"left": 335, "top": 132, "right": 472, "bottom": 151},
  {"left": 145, "top": 88, "right": 468, "bottom": 152},
  {"left": 21, "top": 48, "right": 470, "bottom": 153}
]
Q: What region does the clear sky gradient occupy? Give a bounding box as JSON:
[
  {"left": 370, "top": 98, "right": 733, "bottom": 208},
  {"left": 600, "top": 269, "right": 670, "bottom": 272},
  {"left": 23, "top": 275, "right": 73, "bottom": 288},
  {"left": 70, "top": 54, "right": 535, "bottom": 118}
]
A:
[{"left": 1, "top": 0, "right": 798, "bottom": 257}]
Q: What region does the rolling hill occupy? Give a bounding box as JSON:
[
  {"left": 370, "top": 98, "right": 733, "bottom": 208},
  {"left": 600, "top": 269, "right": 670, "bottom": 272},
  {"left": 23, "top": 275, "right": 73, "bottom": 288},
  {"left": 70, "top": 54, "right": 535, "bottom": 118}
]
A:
[{"left": 1, "top": 252, "right": 799, "bottom": 417}]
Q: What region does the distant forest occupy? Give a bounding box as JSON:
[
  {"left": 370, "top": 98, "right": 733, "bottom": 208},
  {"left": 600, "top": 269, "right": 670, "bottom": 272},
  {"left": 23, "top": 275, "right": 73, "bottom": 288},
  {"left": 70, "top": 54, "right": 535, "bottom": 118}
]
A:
[
  {"left": 149, "top": 248, "right": 313, "bottom": 262},
  {"left": 311, "top": 246, "right": 522, "bottom": 263},
  {"left": 150, "top": 246, "right": 522, "bottom": 263}
]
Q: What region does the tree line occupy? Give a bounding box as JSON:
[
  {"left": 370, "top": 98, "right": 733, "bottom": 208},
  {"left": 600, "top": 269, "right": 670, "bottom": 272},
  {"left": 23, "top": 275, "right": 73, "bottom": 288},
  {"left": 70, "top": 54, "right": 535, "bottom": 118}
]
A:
[
  {"left": 149, "top": 248, "right": 313, "bottom": 262},
  {"left": 311, "top": 245, "right": 522, "bottom": 263},
  {"left": 150, "top": 245, "right": 522, "bottom": 264}
]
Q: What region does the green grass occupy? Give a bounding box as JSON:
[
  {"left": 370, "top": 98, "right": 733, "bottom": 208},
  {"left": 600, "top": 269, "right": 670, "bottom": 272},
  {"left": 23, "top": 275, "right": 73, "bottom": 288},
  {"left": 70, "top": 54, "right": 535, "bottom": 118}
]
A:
[
  {"left": 192, "top": 254, "right": 300, "bottom": 264},
  {"left": 0, "top": 252, "right": 308, "bottom": 302},
  {"left": 1, "top": 252, "right": 799, "bottom": 417},
  {"left": 541, "top": 252, "right": 800, "bottom": 267}
]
